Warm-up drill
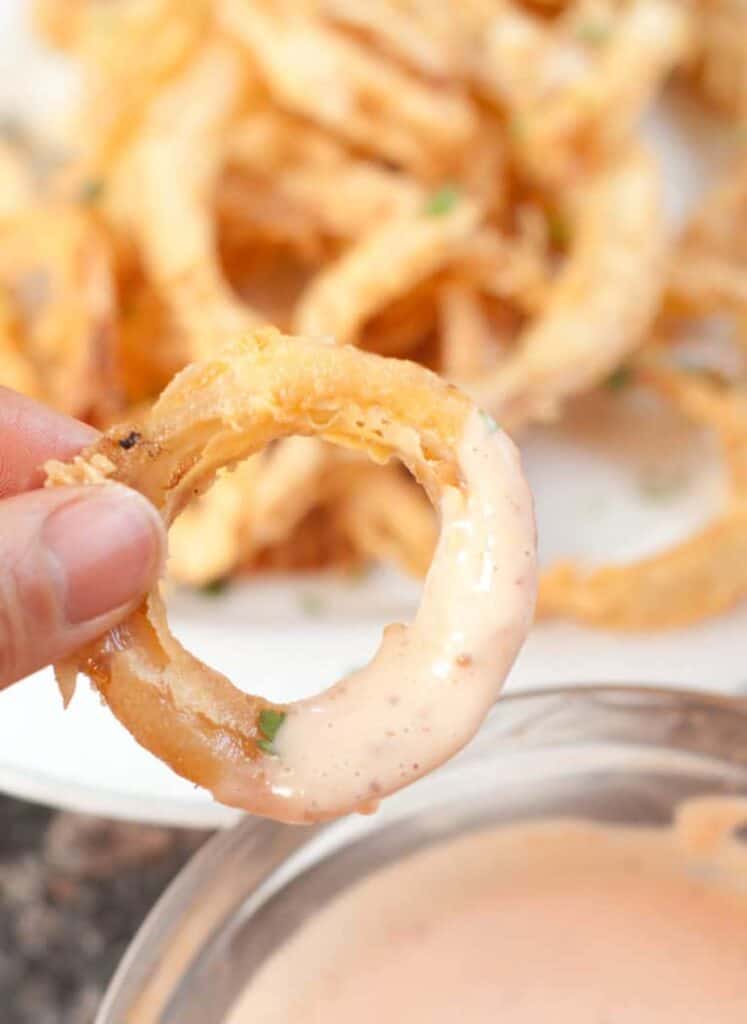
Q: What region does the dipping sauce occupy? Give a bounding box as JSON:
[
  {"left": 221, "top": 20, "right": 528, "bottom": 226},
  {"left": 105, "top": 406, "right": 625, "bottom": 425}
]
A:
[
  {"left": 227, "top": 801, "right": 747, "bottom": 1023},
  {"left": 258, "top": 409, "right": 537, "bottom": 820}
]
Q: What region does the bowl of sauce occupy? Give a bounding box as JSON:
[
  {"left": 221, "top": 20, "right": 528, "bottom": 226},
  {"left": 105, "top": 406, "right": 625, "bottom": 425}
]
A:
[{"left": 97, "top": 686, "right": 747, "bottom": 1024}]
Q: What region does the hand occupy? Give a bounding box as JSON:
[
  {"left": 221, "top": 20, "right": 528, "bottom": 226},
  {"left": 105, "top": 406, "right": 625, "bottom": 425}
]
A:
[{"left": 0, "top": 388, "right": 166, "bottom": 689}]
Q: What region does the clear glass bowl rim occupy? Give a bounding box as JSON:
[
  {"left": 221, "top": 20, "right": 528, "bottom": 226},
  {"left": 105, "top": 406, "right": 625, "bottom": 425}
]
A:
[{"left": 96, "top": 682, "right": 747, "bottom": 1023}]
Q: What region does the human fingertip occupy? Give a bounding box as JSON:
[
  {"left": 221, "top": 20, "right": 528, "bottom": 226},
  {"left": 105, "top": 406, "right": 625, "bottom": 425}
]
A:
[{"left": 43, "top": 485, "right": 166, "bottom": 625}]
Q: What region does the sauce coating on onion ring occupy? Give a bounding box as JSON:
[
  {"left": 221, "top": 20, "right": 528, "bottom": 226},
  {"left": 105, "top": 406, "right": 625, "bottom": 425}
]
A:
[{"left": 46, "top": 328, "right": 537, "bottom": 822}]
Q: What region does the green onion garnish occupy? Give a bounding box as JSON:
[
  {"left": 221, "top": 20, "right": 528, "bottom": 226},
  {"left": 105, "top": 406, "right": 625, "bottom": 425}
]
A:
[
  {"left": 79, "top": 179, "right": 105, "bottom": 204},
  {"left": 424, "top": 184, "right": 460, "bottom": 216},
  {"left": 606, "top": 366, "right": 634, "bottom": 392}
]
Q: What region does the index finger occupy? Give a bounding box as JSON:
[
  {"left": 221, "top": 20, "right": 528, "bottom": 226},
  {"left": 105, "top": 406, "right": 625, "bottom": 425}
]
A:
[{"left": 0, "top": 387, "right": 98, "bottom": 498}]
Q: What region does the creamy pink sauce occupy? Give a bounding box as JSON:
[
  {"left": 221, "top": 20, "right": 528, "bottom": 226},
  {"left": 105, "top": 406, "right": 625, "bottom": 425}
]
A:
[
  {"left": 227, "top": 801, "right": 747, "bottom": 1023},
  {"left": 216, "top": 409, "right": 537, "bottom": 819}
]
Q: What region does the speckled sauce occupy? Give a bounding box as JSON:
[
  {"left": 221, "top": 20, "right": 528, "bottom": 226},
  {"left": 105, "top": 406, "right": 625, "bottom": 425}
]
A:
[
  {"left": 227, "top": 799, "right": 747, "bottom": 1024},
  {"left": 215, "top": 410, "right": 536, "bottom": 819}
]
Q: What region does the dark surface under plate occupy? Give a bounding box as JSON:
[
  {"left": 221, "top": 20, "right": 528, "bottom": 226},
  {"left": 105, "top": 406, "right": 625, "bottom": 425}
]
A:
[{"left": 0, "top": 794, "right": 210, "bottom": 1024}]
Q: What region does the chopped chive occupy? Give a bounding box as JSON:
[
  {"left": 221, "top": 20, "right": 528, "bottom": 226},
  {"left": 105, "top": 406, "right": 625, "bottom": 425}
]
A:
[
  {"left": 259, "top": 708, "right": 286, "bottom": 743},
  {"left": 606, "top": 366, "right": 634, "bottom": 392},
  {"left": 424, "top": 183, "right": 460, "bottom": 216},
  {"left": 258, "top": 708, "right": 286, "bottom": 755},
  {"left": 201, "top": 577, "right": 230, "bottom": 596},
  {"left": 298, "top": 591, "right": 324, "bottom": 616},
  {"left": 576, "top": 21, "right": 611, "bottom": 46},
  {"left": 508, "top": 117, "right": 525, "bottom": 141},
  {"left": 637, "top": 468, "right": 690, "bottom": 501},
  {"left": 479, "top": 409, "right": 499, "bottom": 434},
  {"left": 79, "top": 178, "right": 105, "bottom": 204},
  {"left": 345, "top": 562, "right": 371, "bottom": 585}
]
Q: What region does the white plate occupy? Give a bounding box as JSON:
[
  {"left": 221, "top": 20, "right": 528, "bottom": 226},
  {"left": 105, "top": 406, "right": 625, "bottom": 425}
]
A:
[{"left": 0, "top": 4, "right": 745, "bottom": 829}]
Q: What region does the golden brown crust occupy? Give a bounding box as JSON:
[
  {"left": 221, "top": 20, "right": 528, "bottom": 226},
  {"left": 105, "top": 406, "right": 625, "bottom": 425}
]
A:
[
  {"left": 538, "top": 360, "right": 747, "bottom": 629},
  {"left": 0, "top": 205, "right": 121, "bottom": 423},
  {"left": 46, "top": 328, "right": 472, "bottom": 819}
]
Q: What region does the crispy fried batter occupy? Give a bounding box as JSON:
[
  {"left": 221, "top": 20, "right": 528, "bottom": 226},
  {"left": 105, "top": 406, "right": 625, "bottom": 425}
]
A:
[
  {"left": 471, "top": 147, "right": 666, "bottom": 426},
  {"left": 46, "top": 328, "right": 530, "bottom": 820},
  {"left": 539, "top": 361, "right": 747, "bottom": 628},
  {"left": 13, "top": 0, "right": 747, "bottom": 634}
]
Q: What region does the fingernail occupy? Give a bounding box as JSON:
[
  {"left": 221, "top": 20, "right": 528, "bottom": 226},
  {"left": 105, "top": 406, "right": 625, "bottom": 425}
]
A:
[{"left": 44, "top": 487, "right": 164, "bottom": 624}]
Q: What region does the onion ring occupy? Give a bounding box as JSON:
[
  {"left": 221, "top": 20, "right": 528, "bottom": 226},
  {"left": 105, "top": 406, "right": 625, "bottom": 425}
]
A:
[
  {"left": 471, "top": 146, "right": 666, "bottom": 427},
  {"left": 478, "top": 0, "right": 689, "bottom": 187},
  {"left": 46, "top": 328, "right": 537, "bottom": 822},
  {"left": 538, "top": 358, "right": 747, "bottom": 629},
  {"left": 0, "top": 205, "right": 121, "bottom": 422},
  {"left": 110, "top": 41, "right": 257, "bottom": 362}
]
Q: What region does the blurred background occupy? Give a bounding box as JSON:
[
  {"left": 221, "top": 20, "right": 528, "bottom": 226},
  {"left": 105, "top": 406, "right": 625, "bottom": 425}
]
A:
[{"left": 2, "top": 1, "right": 747, "bottom": 1019}]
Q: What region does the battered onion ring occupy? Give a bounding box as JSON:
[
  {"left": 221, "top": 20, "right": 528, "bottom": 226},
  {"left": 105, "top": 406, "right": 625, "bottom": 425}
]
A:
[
  {"left": 470, "top": 146, "right": 665, "bottom": 427},
  {"left": 47, "top": 328, "right": 537, "bottom": 823},
  {"left": 0, "top": 205, "right": 120, "bottom": 422},
  {"left": 538, "top": 359, "right": 747, "bottom": 629}
]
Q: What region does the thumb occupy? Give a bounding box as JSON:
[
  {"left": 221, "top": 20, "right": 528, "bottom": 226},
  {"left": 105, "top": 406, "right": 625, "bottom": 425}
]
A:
[{"left": 0, "top": 484, "right": 165, "bottom": 689}]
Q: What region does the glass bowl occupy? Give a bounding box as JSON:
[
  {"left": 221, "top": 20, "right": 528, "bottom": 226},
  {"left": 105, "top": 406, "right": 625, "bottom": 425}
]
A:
[{"left": 96, "top": 685, "right": 747, "bottom": 1024}]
